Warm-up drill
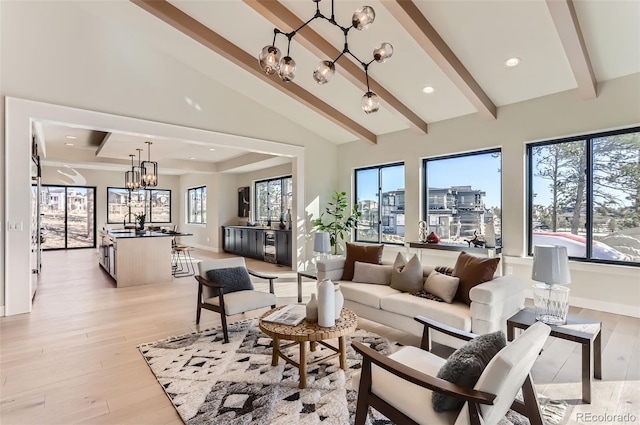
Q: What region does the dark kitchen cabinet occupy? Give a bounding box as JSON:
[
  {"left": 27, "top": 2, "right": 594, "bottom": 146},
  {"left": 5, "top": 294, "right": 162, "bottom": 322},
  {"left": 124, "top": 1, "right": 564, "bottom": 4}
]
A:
[
  {"left": 276, "top": 230, "right": 292, "bottom": 267},
  {"left": 222, "top": 226, "right": 291, "bottom": 267}
]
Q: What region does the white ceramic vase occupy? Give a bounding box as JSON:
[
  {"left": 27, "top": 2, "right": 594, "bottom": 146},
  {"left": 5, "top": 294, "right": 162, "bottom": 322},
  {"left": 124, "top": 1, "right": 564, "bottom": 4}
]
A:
[
  {"left": 306, "top": 293, "right": 318, "bottom": 322},
  {"left": 317, "top": 278, "right": 335, "bottom": 327},
  {"left": 485, "top": 218, "right": 496, "bottom": 248},
  {"left": 285, "top": 209, "right": 292, "bottom": 230},
  {"left": 334, "top": 284, "right": 344, "bottom": 320}
]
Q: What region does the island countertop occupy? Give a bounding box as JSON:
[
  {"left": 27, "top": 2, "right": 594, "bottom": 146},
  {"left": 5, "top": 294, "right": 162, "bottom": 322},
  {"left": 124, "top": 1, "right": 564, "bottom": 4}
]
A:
[{"left": 106, "top": 230, "right": 192, "bottom": 238}]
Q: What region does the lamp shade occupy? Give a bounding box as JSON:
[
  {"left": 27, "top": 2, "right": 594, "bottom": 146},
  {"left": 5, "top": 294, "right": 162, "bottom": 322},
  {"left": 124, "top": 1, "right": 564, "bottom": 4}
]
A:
[
  {"left": 313, "top": 232, "right": 331, "bottom": 254},
  {"left": 531, "top": 245, "right": 571, "bottom": 285}
]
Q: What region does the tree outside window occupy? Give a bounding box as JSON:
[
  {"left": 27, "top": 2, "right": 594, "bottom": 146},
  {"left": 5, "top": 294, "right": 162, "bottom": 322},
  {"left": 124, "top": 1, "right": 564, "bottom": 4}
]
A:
[
  {"left": 188, "top": 186, "right": 206, "bottom": 224},
  {"left": 254, "top": 176, "right": 292, "bottom": 223}
]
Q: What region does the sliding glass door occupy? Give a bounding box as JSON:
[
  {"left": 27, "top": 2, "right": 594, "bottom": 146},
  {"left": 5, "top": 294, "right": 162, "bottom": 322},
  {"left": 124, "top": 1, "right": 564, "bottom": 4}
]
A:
[{"left": 41, "top": 185, "right": 96, "bottom": 250}]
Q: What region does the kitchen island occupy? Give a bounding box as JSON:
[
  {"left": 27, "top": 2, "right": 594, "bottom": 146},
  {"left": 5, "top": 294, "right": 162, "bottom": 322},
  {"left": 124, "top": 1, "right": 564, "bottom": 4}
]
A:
[{"left": 99, "top": 230, "right": 189, "bottom": 287}]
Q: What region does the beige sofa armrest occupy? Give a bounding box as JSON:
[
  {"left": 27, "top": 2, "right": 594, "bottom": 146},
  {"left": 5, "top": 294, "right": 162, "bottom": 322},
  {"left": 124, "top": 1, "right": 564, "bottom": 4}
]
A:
[
  {"left": 469, "top": 275, "right": 524, "bottom": 304},
  {"left": 316, "top": 258, "right": 346, "bottom": 281}
]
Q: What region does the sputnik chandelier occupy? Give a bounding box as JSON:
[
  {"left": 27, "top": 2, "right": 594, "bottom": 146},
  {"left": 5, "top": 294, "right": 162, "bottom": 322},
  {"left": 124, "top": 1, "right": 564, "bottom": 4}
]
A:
[{"left": 258, "top": 0, "right": 393, "bottom": 114}]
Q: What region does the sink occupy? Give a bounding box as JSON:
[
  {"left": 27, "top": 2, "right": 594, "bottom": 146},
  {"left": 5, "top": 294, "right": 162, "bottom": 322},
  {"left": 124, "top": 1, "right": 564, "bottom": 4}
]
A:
[{"left": 110, "top": 230, "right": 133, "bottom": 234}]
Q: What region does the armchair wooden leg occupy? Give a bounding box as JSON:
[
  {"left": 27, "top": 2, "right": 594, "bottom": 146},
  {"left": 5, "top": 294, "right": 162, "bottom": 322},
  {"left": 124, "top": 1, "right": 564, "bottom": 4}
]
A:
[
  {"left": 220, "top": 313, "right": 229, "bottom": 343},
  {"left": 522, "top": 374, "right": 544, "bottom": 425},
  {"left": 196, "top": 305, "right": 202, "bottom": 324},
  {"left": 355, "top": 360, "right": 372, "bottom": 425}
]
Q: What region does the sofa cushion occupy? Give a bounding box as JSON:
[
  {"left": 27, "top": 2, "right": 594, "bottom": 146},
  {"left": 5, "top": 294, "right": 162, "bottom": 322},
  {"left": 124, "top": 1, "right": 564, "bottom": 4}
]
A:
[
  {"left": 452, "top": 252, "right": 500, "bottom": 305},
  {"left": 339, "top": 281, "right": 401, "bottom": 309},
  {"left": 424, "top": 271, "right": 459, "bottom": 304},
  {"left": 206, "top": 266, "right": 254, "bottom": 297},
  {"left": 352, "top": 261, "right": 393, "bottom": 285},
  {"left": 380, "top": 292, "right": 472, "bottom": 332},
  {"left": 432, "top": 330, "right": 506, "bottom": 412},
  {"left": 342, "top": 243, "right": 384, "bottom": 281},
  {"left": 390, "top": 253, "right": 424, "bottom": 292}
]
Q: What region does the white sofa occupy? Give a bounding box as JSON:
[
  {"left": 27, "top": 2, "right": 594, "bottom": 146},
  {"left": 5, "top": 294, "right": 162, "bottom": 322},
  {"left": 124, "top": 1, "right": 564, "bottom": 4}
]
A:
[{"left": 317, "top": 257, "right": 524, "bottom": 346}]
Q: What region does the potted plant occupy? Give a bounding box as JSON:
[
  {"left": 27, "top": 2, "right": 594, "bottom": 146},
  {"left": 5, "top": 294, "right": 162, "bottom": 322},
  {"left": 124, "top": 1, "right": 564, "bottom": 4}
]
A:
[
  {"left": 135, "top": 213, "right": 146, "bottom": 233},
  {"left": 312, "top": 191, "right": 362, "bottom": 255}
]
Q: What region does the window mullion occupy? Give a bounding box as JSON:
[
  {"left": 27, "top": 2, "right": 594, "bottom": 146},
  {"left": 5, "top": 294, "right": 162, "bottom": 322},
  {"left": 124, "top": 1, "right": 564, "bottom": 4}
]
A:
[{"left": 586, "top": 139, "right": 594, "bottom": 260}]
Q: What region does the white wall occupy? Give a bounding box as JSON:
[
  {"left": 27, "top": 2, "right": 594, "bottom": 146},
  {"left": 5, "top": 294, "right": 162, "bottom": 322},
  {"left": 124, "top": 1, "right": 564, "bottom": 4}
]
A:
[{"left": 337, "top": 73, "right": 640, "bottom": 317}]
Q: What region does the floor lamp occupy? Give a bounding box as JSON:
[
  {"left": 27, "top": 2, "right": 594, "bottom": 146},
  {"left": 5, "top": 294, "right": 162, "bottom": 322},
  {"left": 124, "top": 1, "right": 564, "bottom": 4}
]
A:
[{"left": 531, "top": 244, "right": 572, "bottom": 325}]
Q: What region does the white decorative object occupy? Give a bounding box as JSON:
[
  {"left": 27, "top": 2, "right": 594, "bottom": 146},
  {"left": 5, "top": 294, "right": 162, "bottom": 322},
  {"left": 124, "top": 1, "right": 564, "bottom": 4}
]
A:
[
  {"left": 317, "top": 278, "right": 336, "bottom": 327},
  {"left": 334, "top": 284, "right": 344, "bottom": 320},
  {"left": 531, "top": 245, "right": 572, "bottom": 325},
  {"left": 485, "top": 218, "right": 496, "bottom": 248},
  {"left": 314, "top": 232, "right": 331, "bottom": 260},
  {"left": 306, "top": 293, "right": 318, "bottom": 322},
  {"left": 285, "top": 208, "right": 292, "bottom": 230}
]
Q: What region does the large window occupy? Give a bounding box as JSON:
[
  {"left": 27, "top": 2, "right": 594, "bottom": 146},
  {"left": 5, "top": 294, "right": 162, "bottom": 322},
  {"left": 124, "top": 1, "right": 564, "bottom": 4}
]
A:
[
  {"left": 528, "top": 127, "right": 640, "bottom": 265},
  {"left": 107, "top": 188, "right": 171, "bottom": 224},
  {"left": 188, "top": 186, "right": 207, "bottom": 224},
  {"left": 255, "top": 176, "right": 292, "bottom": 223},
  {"left": 422, "top": 150, "right": 502, "bottom": 245},
  {"left": 355, "top": 163, "right": 405, "bottom": 244}
]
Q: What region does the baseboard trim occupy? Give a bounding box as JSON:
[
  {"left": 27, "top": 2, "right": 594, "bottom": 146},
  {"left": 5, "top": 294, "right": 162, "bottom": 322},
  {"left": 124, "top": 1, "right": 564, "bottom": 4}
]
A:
[
  {"left": 525, "top": 290, "right": 639, "bottom": 318},
  {"left": 0, "top": 306, "right": 5, "bottom": 317},
  {"left": 188, "top": 243, "right": 219, "bottom": 253}
]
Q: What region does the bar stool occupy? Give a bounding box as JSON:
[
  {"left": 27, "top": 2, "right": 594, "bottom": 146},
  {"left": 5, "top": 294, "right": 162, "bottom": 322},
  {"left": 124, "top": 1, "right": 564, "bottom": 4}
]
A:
[{"left": 172, "top": 239, "right": 195, "bottom": 277}]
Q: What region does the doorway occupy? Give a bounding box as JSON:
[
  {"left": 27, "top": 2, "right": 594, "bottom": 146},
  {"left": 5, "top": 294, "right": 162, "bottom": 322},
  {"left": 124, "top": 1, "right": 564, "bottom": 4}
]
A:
[{"left": 40, "top": 185, "right": 97, "bottom": 250}]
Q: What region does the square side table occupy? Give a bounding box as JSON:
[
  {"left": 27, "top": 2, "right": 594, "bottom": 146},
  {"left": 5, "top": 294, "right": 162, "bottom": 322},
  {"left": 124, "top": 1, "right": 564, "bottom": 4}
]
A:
[
  {"left": 296, "top": 269, "right": 318, "bottom": 303},
  {"left": 507, "top": 307, "right": 602, "bottom": 404}
]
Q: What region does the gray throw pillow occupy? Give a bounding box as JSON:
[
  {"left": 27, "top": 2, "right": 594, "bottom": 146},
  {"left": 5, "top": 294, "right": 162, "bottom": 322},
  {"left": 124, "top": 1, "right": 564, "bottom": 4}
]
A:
[
  {"left": 423, "top": 271, "right": 460, "bottom": 304},
  {"left": 432, "top": 330, "right": 506, "bottom": 412},
  {"left": 206, "top": 267, "right": 254, "bottom": 296},
  {"left": 390, "top": 253, "right": 423, "bottom": 292}
]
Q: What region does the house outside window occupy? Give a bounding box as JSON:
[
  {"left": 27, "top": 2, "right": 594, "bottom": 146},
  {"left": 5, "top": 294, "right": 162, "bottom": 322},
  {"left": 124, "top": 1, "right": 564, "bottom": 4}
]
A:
[
  {"left": 422, "top": 150, "right": 502, "bottom": 245},
  {"left": 254, "top": 176, "right": 292, "bottom": 223},
  {"left": 355, "top": 163, "right": 405, "bottom": 244},
  {"left": 187, "top": 186, "right": 206, "bottom": 224},
  {"left": 527, "top": 127, "right": 640, "bottom": 265},
  {"left": 107, "top": 188, "right": 171, "bottom": 224}
]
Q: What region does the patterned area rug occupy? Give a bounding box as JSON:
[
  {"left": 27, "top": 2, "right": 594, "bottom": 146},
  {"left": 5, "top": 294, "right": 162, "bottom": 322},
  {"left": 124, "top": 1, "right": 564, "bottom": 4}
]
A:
[{"left": 139, "top": 320, "right": 569, "bottom": 425}]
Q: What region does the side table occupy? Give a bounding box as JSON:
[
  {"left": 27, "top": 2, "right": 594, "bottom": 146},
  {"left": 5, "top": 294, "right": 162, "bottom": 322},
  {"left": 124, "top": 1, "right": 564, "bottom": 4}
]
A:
[
  {"left": 296, "top": 269, "right": 317, "bottom": 302},
  {"left": 507, "top": 307, "right": 602, "bottom": 403}
]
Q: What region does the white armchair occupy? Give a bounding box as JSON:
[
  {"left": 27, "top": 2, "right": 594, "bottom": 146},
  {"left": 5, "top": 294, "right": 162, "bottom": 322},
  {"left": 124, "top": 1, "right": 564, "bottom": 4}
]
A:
[{"left": 352, "top": 316, "right": 551, "bottom": 425}]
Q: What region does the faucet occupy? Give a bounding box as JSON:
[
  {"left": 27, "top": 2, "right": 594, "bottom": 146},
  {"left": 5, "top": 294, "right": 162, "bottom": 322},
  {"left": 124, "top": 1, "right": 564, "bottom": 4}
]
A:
[{"left": 123, "top": 212, "right": 133, "bottom": 228}]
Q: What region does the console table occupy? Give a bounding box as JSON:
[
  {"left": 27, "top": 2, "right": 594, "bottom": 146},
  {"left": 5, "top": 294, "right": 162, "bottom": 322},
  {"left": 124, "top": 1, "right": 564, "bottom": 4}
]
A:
[
  {"left": 507, "top": 307, "right": 602, "bottom": 403},
  {"left": 406, "top": 241, "right": 503, "bottom": 275}
]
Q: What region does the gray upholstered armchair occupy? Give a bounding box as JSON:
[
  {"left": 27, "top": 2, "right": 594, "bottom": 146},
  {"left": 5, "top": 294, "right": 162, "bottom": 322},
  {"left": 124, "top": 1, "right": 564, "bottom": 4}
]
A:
[{"left": 195, "top": 258, "right": 277, "bottom": 343}]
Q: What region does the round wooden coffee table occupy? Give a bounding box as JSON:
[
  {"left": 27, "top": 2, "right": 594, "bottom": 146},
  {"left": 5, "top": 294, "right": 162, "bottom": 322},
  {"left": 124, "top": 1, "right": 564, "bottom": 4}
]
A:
[{"left": 259, "top": 307, "right": 358, "bottom": 389}]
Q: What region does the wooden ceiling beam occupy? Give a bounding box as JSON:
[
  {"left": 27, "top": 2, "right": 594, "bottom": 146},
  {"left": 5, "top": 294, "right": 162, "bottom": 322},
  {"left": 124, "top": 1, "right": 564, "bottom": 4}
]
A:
[
  {"left": 244, "top": 0, "right": 428, "bottom": 134},
  {"left": 130, "top": 0, "right": 377, "bottom": 144},
  {"left": 546, "top": 0, "right": 597, "bottom": 100},
  {"left": 383, "top": 0, "right": 497, "bottom": 120}
]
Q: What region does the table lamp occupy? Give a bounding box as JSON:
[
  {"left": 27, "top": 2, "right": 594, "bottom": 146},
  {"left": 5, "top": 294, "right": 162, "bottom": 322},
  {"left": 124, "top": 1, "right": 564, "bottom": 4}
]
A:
[
  {"left": 531, "top": 244, "right": 572, "bottom": 325},
  {"left": 313, "top": 231, "right": 331, "bottom": 261}
]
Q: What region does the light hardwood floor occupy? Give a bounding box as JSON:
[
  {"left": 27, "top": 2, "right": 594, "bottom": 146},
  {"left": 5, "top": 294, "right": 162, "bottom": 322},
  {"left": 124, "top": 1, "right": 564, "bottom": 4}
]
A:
[{"left": 1, "top": 249, "right": 637, "bottom": 424}]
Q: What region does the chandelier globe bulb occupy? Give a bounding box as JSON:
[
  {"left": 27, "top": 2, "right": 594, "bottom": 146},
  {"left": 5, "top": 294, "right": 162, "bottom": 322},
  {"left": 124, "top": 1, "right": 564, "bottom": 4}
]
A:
[
  {"left": 312, "top": 61, "right": 335, "bottom": 85},
  {"left": 259, "top": 45, "right": 281, "bottom": 75},
  {"left": 352, "top": 6, "right": 375, "bottom": 30},
  {"left": 278, "top": 56, "right": 296, "bottom": 82},
  {"left": 373, "top": 42, "right": 393, "bottom": 63},
  {"left": 361, "top": 91, "right": 380, "bottom": 114}
]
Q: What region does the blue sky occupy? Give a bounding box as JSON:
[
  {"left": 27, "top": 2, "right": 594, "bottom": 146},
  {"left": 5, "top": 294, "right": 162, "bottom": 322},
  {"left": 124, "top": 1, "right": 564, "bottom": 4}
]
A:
[{"left": 357, "top": 154, "right": 502, "bottom": 209}]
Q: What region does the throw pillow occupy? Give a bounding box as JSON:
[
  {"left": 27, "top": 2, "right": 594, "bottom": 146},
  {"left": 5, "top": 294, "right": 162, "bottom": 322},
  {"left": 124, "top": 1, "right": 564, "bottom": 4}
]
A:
[
  {"left": 352, "top": 261, "right": 393, "bottom": 285},
  {"left": 342, "top": 242, "right": 384, "bottom": 281},
  {"left": 390, "top": 252, "right": 424, "bottom": 292},
  {"left": 424, "top": 271, "right": 460, "bottom": 304},
  {"left": 206, "top": 266, "right": 254, "bottom": 297},
  {"left": 432, "top": 330, "right": 506, "bottom": 412},
  {"left": 452, "top": 252, "right": 500, "bottom": 305}
]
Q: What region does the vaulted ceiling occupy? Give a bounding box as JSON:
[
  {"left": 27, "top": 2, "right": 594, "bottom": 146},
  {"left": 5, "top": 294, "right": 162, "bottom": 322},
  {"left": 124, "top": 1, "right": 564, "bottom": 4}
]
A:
[{"left": 37, "top": 0, "right": 639, "bottom": 171}]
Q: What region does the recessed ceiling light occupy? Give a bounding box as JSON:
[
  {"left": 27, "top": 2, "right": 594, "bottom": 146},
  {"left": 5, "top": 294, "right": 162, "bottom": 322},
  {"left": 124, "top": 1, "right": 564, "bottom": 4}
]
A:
[
  {"left": 63, "top": 164, "right": 70, "bottom": 168},
  {"left": 189, "top": 157, "right": 196, "bottom": 160},
  {"left": 505, "top": 57, "right": 521, "bottom": 67},
  {"left": 422, "top": 86, "right": 435, "bottom": 94},
  {"left": 208, "top": 148, "right": 216, "bottom": 151},
  {"left": 65, "top": 135, "right": 77, "bottom": 140},
  {"left": 65, "top": 142, "right": 74, "bottom": 146}
]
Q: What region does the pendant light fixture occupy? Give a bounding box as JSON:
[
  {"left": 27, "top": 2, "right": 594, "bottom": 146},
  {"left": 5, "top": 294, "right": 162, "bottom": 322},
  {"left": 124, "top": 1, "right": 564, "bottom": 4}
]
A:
[
  {"left": 258, "top": 0, "right": 393, "bottom": 114},
  {"left": 141, "top": 141, "right": 158, "bottom": 188},
  {"left": 124, "top": 154, "right": 140, "bottom": 191}
]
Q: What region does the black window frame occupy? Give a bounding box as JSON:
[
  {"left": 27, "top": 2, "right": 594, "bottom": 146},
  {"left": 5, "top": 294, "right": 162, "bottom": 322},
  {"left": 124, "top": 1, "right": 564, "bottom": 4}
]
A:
[
  {"left": 422, "top": 148, "right": 502, "bottom": 245},
  {"left": 187, "top": 186, "right": 207, "bottom": 225},
  {"left": 526, "top": 126, "right": 640, "bottom": 267},
  {"left": 254, "top": 175, "right": 292, "bottom": 222},
  {"left": 106, "top": 187, "right": 172, "bottom": 224},
  {"left": 354, "top": 162, "right": 405, "bottom": 245}
]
